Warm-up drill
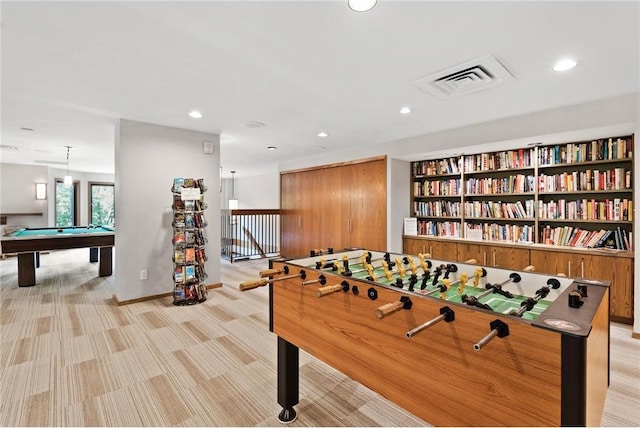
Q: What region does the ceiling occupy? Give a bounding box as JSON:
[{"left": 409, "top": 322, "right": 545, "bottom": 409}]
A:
[{"left": 1, "top": 1, "right": 639, "bottom": 178}]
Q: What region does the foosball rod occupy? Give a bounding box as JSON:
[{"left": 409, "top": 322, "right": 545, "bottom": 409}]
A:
[
  {"left": 510, "top": 285, "right": 551, "bottom": 317},
  {"left": 473, "top": 319, "right": 509, "bottom": 351},
  {"left": 406, "top": 306, "right": 454, "bottom": 338},
  {"left": 239, "top": 270, "right": 306, "bottom": 291},
  {"left": 301, "top": 275, "right": 326, "bottom": 286}
]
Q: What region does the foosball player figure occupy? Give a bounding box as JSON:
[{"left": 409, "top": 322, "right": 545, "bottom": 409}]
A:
[
  {"left": 383, "top": 252, "right": 396, "bottom": 268},
  {"left": 417, "top": 253, "right": 432, "bottom": 274},
  {"left": 472, "top": 267, "right": 487, "bottom": 287},
  {"left": 407, "top": 274, "right": 419, "bottom": 292},
  {"left": 365, "top": 264, "right": 378, "bottom": 282},
  {"left": 395, "top": 258, "right": 407, "bottom": 278},
  {"left": 381, "top": 261, "right": 394, "bottom": 282}
]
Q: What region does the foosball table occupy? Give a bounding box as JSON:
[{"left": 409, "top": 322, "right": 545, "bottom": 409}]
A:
[{"left": 239, "top": 249, "right": 610, "bottom": 426}]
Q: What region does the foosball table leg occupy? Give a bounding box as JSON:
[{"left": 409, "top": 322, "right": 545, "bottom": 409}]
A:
[{"left": 277, "top": 336, "right": 299, "bottom": 423}]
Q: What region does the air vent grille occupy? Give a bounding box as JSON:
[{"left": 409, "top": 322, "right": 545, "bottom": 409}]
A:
[
  {"left": 0, "top": 144, "right": 21, "bottom": 151},
  {"left": 413, "top": 55, "right": 515, "bottom": 99}
]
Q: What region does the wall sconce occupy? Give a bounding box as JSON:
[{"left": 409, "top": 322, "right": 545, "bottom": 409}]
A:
[{"left": 35, "top": 183, "right": 47, "bottom": 200}]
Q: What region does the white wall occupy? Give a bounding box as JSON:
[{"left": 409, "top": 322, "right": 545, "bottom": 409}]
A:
[
  {"left": 221, "top": 173, "right": 280, "bottom": 210},
  {"left": 115, "top": 119, "right": 220, "bottom": 303},
  {"left": 387, "top": 158, "right": 410, "bottom": 253},
  {"left": 0, "top": 163, "right": 49, "bottom": 230}
]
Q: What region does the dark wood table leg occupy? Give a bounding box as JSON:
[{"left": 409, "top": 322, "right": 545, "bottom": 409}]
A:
[
  {"left": 277, "top": 336, "right": 299, "bottom": 423},
  {"left": 17, "top": 252, "right": 36, "bottom": 287},
  {"left": 98, "top": 247, "right": 113, "bottom": 277},
  {"left": 89, "top": 247, "right": 99, "bottom": 262}
]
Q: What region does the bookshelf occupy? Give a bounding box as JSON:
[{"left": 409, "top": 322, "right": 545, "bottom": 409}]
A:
[
  {"left": 410, "top": 136, "right": 633, "bottom": 250},
  {"left": 171, "top": 178, "right": 209, "bottom": 305}
]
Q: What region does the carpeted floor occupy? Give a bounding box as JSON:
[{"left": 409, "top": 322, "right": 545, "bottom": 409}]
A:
[{"left": 0, "top": 248, "right": 638, "bottom": 426}]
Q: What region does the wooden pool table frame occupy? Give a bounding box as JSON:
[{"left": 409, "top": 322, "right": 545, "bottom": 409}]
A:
[{"left": 1, "top": 227, "right": 115, "bottom": 287}]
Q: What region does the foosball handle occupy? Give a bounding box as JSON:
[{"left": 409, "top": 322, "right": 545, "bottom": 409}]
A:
[
  {"left": 259, "top": 266, "right": 288, "bottom": 278},
  {"left": 465, "top": 258, "right": 478, "bottom": 264},
  {"left": 375, "top": 301, "right": 404, "bottom": 319},
  {"left": 522, "top": 265, "right": 535, "bottom": 272},
  {"left": 474, "top": 319, "right": 509, "bottom": 351},
  {"left": 375, "top": 296, "right": 412, "bottom": 319},
  {"left": 239, "top": 278, "right": 269, "bottom": 291},
  {"left": 316, "top": 282, "right": 349, "bottom": 297}
]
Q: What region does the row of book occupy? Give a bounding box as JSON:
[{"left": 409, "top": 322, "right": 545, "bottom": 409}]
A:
[
  {"left": 173, "top": 212, "right": 208, "bottom": 229},
  {"left": 465, "top": 174, "right": 535, "bottom": 195},
  {"left": 538, "top": 137, "right": 632, "bottom": 166},
  {"left": 172, "top": 177, "right": 207, "bottom": 193},
  {"left": 540, "top": 226, "right": 632, "bottom": 250},
  {"left": 463, "top": 200, "right": 535, "bottom": 220},
  {"left": 172, "top": 195, "right": 207, "bottom": 211},
  {"left": 413, "top": 179, "right": 461, "bottom": 197},
  {"left": 416, "top": 220, "right": 460, "bottom": 237},
  {"left": 465, "top": 223, "right": 535, "bottom": 243},
  {"left": 174, "top": 283, "right": 208, "bottom": 302},
  {"left": 173, "top": 263, "right": 207, "bottom": 284},
  {"left": 538, "top": 168, "right": 631, "bottom": 192},
  {"left": 173, "top": 246, "right": 207, "bottom": 264},
  {"left": 464, "top": 148, "right": 534, "bottom": 172},
  {"left": 173, "top": 228, "right": 208, "bottom": 246},
  {"left": 538, "top": 198, "right": 632, "bottom": 222},
  {"left": 412, "top": 157, "right": 461, "bottom": 176},
  {"left": 414, "top": 200, "right": 460, "bottom": 218}
]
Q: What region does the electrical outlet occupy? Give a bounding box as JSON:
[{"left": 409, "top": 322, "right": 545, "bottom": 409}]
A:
[{"left": 140, "top": 269, "right": 148, "bottom": 280}]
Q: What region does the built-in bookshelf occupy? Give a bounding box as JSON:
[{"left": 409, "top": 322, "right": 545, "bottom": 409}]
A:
[
  {"left": 171, "top": 178, "right": 209, "bottom": 305},
  {"left": 410, "top": 135, "right": 634, "bottom": 251}
]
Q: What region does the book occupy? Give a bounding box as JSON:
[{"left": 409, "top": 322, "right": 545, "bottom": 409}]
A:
[
  {"left": 174, "top": 266, "right": 184, "bottom": 283},
  {"left": 184, "top": 247, "right": 195, "bottom": 263},
  {"left": 185, "top": 214, "right": 196, "bottom": 228},
  {"left": 183, "top": 178, "right": 195, "bottom": 188},
  {"left": 185, "top": 265, "right": 196, "bottom": 282},
  {"left": 173, "top": 212, "right": 185, "bottom": 228},
  {"left": 185, "top": 231, "right": 196, "bottom": 245},
  {"left": 174, "top": 248, "right": 185, "bottom": 263},
  {"left": 173, "top": 230, "right": 185, "bottom": 245},
  {"left": 172, "top": 177, "right": 184, "bottom": 192}
]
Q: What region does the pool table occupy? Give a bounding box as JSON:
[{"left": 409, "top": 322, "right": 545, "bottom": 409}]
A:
[{"left": 1, "top": 226, "right": 115, "bottom": 287}]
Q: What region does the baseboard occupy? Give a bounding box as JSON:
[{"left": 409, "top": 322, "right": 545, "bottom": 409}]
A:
[
  {"left": 632, "top": 332, "right": 640, "bottom": 340},
  {"left": 114, "top": 282, "right": 223, "bottom": 306}
]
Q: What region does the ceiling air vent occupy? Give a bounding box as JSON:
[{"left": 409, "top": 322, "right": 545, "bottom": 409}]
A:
[
  {"left": 412, "top": 54, "right": 515, "bottom": 100},
  {"left": 0, "top": 144, "right": 21, "bottom": 151}
]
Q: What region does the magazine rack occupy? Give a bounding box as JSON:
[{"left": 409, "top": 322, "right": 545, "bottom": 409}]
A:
[{"left": 171, "top": 178, "right": 208, "bottom": 305}]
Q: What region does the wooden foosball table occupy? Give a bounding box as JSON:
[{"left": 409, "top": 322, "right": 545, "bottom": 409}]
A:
[{"left": 240, "top": 249, "right": 610, "bottom": 426}]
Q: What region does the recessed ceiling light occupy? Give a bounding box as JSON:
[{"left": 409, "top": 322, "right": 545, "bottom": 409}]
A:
[
  {"left": 317, "top": 132, "right": 329, "bottom": 138},
  {"left": 246, "top": 121, "right": 266, "bottom": 128},
  {"left": 267, "top": 146, "right": 277, "bottom": 151},
  {"left": 188, "top": 110, "right": 203, "bottom": 119},
  {"left": 348, "top": 0, "right": 377, "bottom": 12},
  {"left": 399, "top": 107, "right": 412, "bottom": 114},
  {"left": 20, "top": 127, "right": 34, "bottom": 131},
  {"left": 553, "top": 58, "right": 577, "bottom": 72}
]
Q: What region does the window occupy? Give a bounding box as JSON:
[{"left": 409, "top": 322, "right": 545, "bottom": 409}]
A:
[
  {"left": 55, "top": 179, "right": 79, "bottom": 227},
  {"left": 89, "top": 182, "right": 115, "bottom": 227}
]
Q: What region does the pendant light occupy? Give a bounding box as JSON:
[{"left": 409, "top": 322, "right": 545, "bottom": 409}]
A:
[
  {"left": 64, "top": 146, "right": 73, "bottom": 186},
  {"left": 229, "top": 170, "right": 239, "bottom": 210}
]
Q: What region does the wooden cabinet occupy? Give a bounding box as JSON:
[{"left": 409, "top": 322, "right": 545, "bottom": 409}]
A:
[
  {"left": 457, "top": 242, "right": 487, "bottom": 265},
  {"left": 490, "top": 246, "right": 530, "bottom": 270},
  {"left": 280, "top": 157, "right": 387, "bottom": 258}
]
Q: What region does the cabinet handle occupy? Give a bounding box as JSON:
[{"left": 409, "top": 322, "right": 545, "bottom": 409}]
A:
[
  {"left": 492, "top": 253, "right": 496, "bottom": 267},
  {"left": 298, "top": 216, "right": 302, "bottom": 228},
  {"left": 581, "top": 261, "right": 584, "bottom": 278},
  {"left": 483, "top": 252, "right": 487, "bottom": 266},
  {"left": 568, "top": 261, "right": 571, "bottom": 277},
  {"left": 430, "top": 245, "right": 432, "bottom": 256}
]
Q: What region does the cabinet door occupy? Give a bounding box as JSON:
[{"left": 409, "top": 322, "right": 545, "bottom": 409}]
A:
[
  {"left": 298, "top": 168, "right": 325, "bottom": 256},
  {"left": 403, "top": 237, "right": 428, "bottom": 255},
  {"left": 457, "top": 243, "right": 488, "bottom": 266},
  {"left": 529, "top": 249, "right": 562, "bottom": 275},
  {"left": 588, "top": 254, "right": 633, "bottom": 323},
  {"left": 280, "top": 172, "right": 302, "bottom": 258},
  {"left": 427, "top": 240, "right": 458, "bottom": 260},
  {"left": 349, "top": 159, "right": 387, "bottom": 251},
  {"left": 491, "top": 246, "right": 531, "bottom": 270}
]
